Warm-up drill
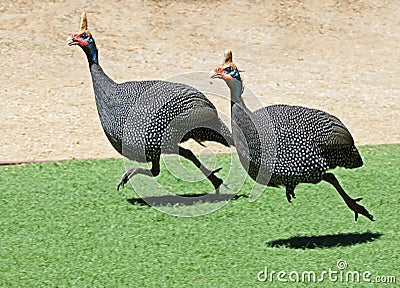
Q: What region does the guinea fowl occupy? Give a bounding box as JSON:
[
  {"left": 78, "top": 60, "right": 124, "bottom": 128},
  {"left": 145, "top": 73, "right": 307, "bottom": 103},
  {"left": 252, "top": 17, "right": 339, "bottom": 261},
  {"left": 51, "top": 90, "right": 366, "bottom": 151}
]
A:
[
  {"left": 210, "top": 50, "right": 374, "bottom": 221},
  {"left": 67, "top": 13, "right": 233, "bottom": 193}
]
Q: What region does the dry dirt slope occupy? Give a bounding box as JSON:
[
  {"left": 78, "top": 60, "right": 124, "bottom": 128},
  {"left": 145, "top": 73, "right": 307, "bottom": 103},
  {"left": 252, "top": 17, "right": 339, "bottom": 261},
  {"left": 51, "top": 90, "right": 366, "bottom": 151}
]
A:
[{"left": 0, "top": 0, "right": 399, "bottom": 162}]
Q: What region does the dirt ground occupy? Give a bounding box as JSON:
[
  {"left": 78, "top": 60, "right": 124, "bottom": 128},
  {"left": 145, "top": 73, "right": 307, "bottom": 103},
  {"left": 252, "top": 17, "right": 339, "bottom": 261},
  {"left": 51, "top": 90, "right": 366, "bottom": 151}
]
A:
[{"left": 1, "top": 0, "right": 399, "bottom": 163}]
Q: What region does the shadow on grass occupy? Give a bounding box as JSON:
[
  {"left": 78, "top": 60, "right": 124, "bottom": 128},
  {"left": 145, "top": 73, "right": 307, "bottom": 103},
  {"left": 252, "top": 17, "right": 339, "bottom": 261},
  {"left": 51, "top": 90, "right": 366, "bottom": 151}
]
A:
[
  {"left": 127, "top": 193, "right": 243, "bottom": 206},
  {"left": 267, "top": 232, "right": 382, "bottom": 249}
]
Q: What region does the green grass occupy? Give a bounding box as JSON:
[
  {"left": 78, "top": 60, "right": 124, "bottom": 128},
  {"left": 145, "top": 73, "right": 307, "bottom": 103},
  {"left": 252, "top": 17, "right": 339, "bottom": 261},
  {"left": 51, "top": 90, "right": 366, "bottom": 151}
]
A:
[{"left": 0, "top": 144, "right": 399, "bottom": 287}]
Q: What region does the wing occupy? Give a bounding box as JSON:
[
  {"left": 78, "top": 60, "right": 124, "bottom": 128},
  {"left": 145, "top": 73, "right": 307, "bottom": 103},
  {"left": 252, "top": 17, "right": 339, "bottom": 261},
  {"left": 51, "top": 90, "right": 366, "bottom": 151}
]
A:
[{"left": 321, "top": 114, "right": 355, "bottom": 150}]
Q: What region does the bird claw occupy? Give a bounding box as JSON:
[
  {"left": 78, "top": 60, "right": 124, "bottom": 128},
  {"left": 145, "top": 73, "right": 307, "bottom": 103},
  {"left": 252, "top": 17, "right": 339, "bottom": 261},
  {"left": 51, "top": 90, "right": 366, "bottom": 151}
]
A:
[
  {"left": 117, "top": 171, "right": 131, "bottom": 191},
  {"left": 346, "top": 197, "right": 374, "bottom": 221},
  {"left": 117, "top": 179, "right": 125, "bottom": 191},
  {"left": 285, "top": 190, "right": 296, "bottom": 203},
  {"left": 209, "top": 167, "right": 224, "bottom": 194},
  {"left": 211, "top": 167, "right": 223, "bottom": 175}
]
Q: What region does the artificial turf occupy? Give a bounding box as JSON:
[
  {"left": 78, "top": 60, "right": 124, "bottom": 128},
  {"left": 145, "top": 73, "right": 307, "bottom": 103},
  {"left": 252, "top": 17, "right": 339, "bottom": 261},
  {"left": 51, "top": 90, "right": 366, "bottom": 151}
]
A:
[{"left": 0, "top": 144, "right": 398, "bottom": 287}]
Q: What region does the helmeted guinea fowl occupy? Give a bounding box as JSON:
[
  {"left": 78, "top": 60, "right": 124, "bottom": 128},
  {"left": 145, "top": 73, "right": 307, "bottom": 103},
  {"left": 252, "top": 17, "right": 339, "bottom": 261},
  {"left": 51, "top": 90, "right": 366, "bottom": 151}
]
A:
[
  {"left": 67, "top": 12, "right": 233, "bottom": 192},
  {"left": 210, "top": 49, "right": 374, "bottom": 221}
]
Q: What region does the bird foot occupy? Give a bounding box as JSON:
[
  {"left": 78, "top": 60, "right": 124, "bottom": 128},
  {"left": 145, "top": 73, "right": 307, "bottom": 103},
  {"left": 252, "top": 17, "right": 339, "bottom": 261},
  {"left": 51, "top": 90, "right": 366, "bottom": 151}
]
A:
[
  {"left": 211, "top": 167, "right": 223, "bottom": 175},
  {"left": 117, "top": 168, "right": 137, "bottom": 191},
  {"left": 286, "top": 190, "right": 296, "bottom": 203},
  {"left": 209, "top": 167, "right": 224, "bottom": 194},
  {"left": 345, "top": 197, "right": 374, "bottom": 221},
  {"left": 116, "top": 166, "right": 156, "bottom": 191},
  {"left": 117, "top": 171, "right": 130, "bottom": 191}
]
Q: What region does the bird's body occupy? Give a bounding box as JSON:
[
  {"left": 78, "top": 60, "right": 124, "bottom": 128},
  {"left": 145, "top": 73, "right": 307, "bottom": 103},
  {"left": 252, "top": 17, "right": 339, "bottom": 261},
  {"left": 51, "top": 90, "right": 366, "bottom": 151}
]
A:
[
  {"left": 91, "top": 63, "right": 231, "bottom": 161},
  {"left": 252, "top": 104, "right": 362, "bottom": 186},
  {"left": 212, "top": 50, "right": 373, "bottom": 221},
  {"left": 69, "top": 13, "right": 232, "bottom": 191}
]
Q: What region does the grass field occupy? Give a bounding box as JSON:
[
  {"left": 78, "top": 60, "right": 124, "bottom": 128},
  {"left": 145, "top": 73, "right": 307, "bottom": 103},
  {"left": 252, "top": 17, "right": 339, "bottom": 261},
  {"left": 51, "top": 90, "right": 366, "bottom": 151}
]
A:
[{"left": 0, "top": 144, "right": 399, "bottom": 287}]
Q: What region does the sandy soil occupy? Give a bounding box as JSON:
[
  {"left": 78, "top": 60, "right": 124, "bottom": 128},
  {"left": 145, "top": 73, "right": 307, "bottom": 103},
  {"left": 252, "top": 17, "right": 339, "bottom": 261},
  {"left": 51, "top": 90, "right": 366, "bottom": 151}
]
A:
[{"left": 1, "top": 0, "right": 399, "bottom": 162}]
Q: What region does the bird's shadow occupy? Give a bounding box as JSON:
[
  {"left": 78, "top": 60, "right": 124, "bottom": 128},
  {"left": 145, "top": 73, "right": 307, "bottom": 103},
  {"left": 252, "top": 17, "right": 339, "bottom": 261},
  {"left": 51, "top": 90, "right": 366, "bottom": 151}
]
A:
[
  {"left": 266, "top": 232, "right": 382, "bottom": 249},
  {"left": 127, "top": 193, "right": 243, "bottom": 207}
]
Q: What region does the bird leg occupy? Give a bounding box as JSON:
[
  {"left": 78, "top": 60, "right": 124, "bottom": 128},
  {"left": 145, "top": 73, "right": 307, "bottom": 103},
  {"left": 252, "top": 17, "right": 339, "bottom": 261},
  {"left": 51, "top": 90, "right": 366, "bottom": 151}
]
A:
[
  {"left": 322, "top": 173, "right": 374, "bottom": 221},
  {"left": 117, "top": 158, "right": 160, "bottom": 190},
  {"left": 178, "top": 146, "right": 224, "bottom": 194},
  {"left": 285, "top": 185, "right": 296, "bottom": 203}
]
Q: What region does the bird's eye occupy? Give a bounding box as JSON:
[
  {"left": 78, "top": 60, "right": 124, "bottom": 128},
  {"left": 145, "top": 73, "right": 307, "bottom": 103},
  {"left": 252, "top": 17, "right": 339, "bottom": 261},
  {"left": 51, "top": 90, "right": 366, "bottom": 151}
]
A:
[
  {"left": 81, "top": 32, "right": 88, "bottom": 39},
  {"left": 225, "top": 66, "right": 233, "bottom": 73}
]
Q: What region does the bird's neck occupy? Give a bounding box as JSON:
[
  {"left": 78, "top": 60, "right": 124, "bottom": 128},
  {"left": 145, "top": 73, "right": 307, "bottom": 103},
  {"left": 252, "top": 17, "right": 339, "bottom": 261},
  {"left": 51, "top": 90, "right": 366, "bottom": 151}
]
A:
[
  {"left": 227, "top": 79, "right": 255, "bottom": 139},
  {"left": 89, "top": 62, "right": 120, "bottom": 143},
  {"left": 80, "top": 40, "right": 117, "bottom": 92},
  {"left": 85, "top": 42, "right": 118, "bottom": 128},
  {"left": 83, "top": 41, "right": 118, "bottom": 100},
  {"left": 227, "top": 79, "right": 246, "bottom": 110},
  {"left": 89, "top": 63, "right": 117, "bottom": 95},
  {"left": 82, "top": 41, "right": 99, "bottom": 66},
  {"left": 80, "top": 40, "right": 121, "bottom": 149}
]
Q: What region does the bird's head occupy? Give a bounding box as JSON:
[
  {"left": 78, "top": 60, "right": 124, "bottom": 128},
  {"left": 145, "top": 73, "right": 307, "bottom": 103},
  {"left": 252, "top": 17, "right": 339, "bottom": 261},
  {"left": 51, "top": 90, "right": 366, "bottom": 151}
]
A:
[
  {"left": 210, "top": 49, "right": 242, "bottom": 83},
  {"left": 67, "top": 12, "right": 95, "bottom": 48},
  {"left": 67, "top": 12, "right": 98, "bottom": 65},
  {"left": 211, "top": 50, "right": 243, "bottom": 97}
]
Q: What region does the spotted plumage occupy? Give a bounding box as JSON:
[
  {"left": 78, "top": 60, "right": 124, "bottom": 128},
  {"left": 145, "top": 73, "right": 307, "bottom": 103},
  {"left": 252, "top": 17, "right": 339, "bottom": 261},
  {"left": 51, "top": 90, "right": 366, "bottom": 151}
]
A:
[
  {"left": 68, "top": 13, "right": 232, "bottom": 192},
  {"left": 211, "top": 49, "right": 373, "bottom": 221}
]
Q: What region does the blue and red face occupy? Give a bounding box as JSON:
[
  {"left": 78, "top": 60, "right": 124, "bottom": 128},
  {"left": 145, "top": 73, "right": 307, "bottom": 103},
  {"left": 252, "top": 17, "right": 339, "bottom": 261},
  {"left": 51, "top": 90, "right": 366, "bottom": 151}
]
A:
[
  {"left": 212, "top": 63, "right": 242, "bottom": 82},
  {"left": 68, "top": 31, "right": 94, "bottom": 47},
  {"left": 216, "top": 64, "right": 241, "bottom": 81},
  {"left": 211, "top": 49, "right": 242, "bottom": 82},
  {"left": 68, "top": 28, "right": 98, "bottom": 64},
  {"left": 68, "top": 12, "right": 98, "bottom": 64}
]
